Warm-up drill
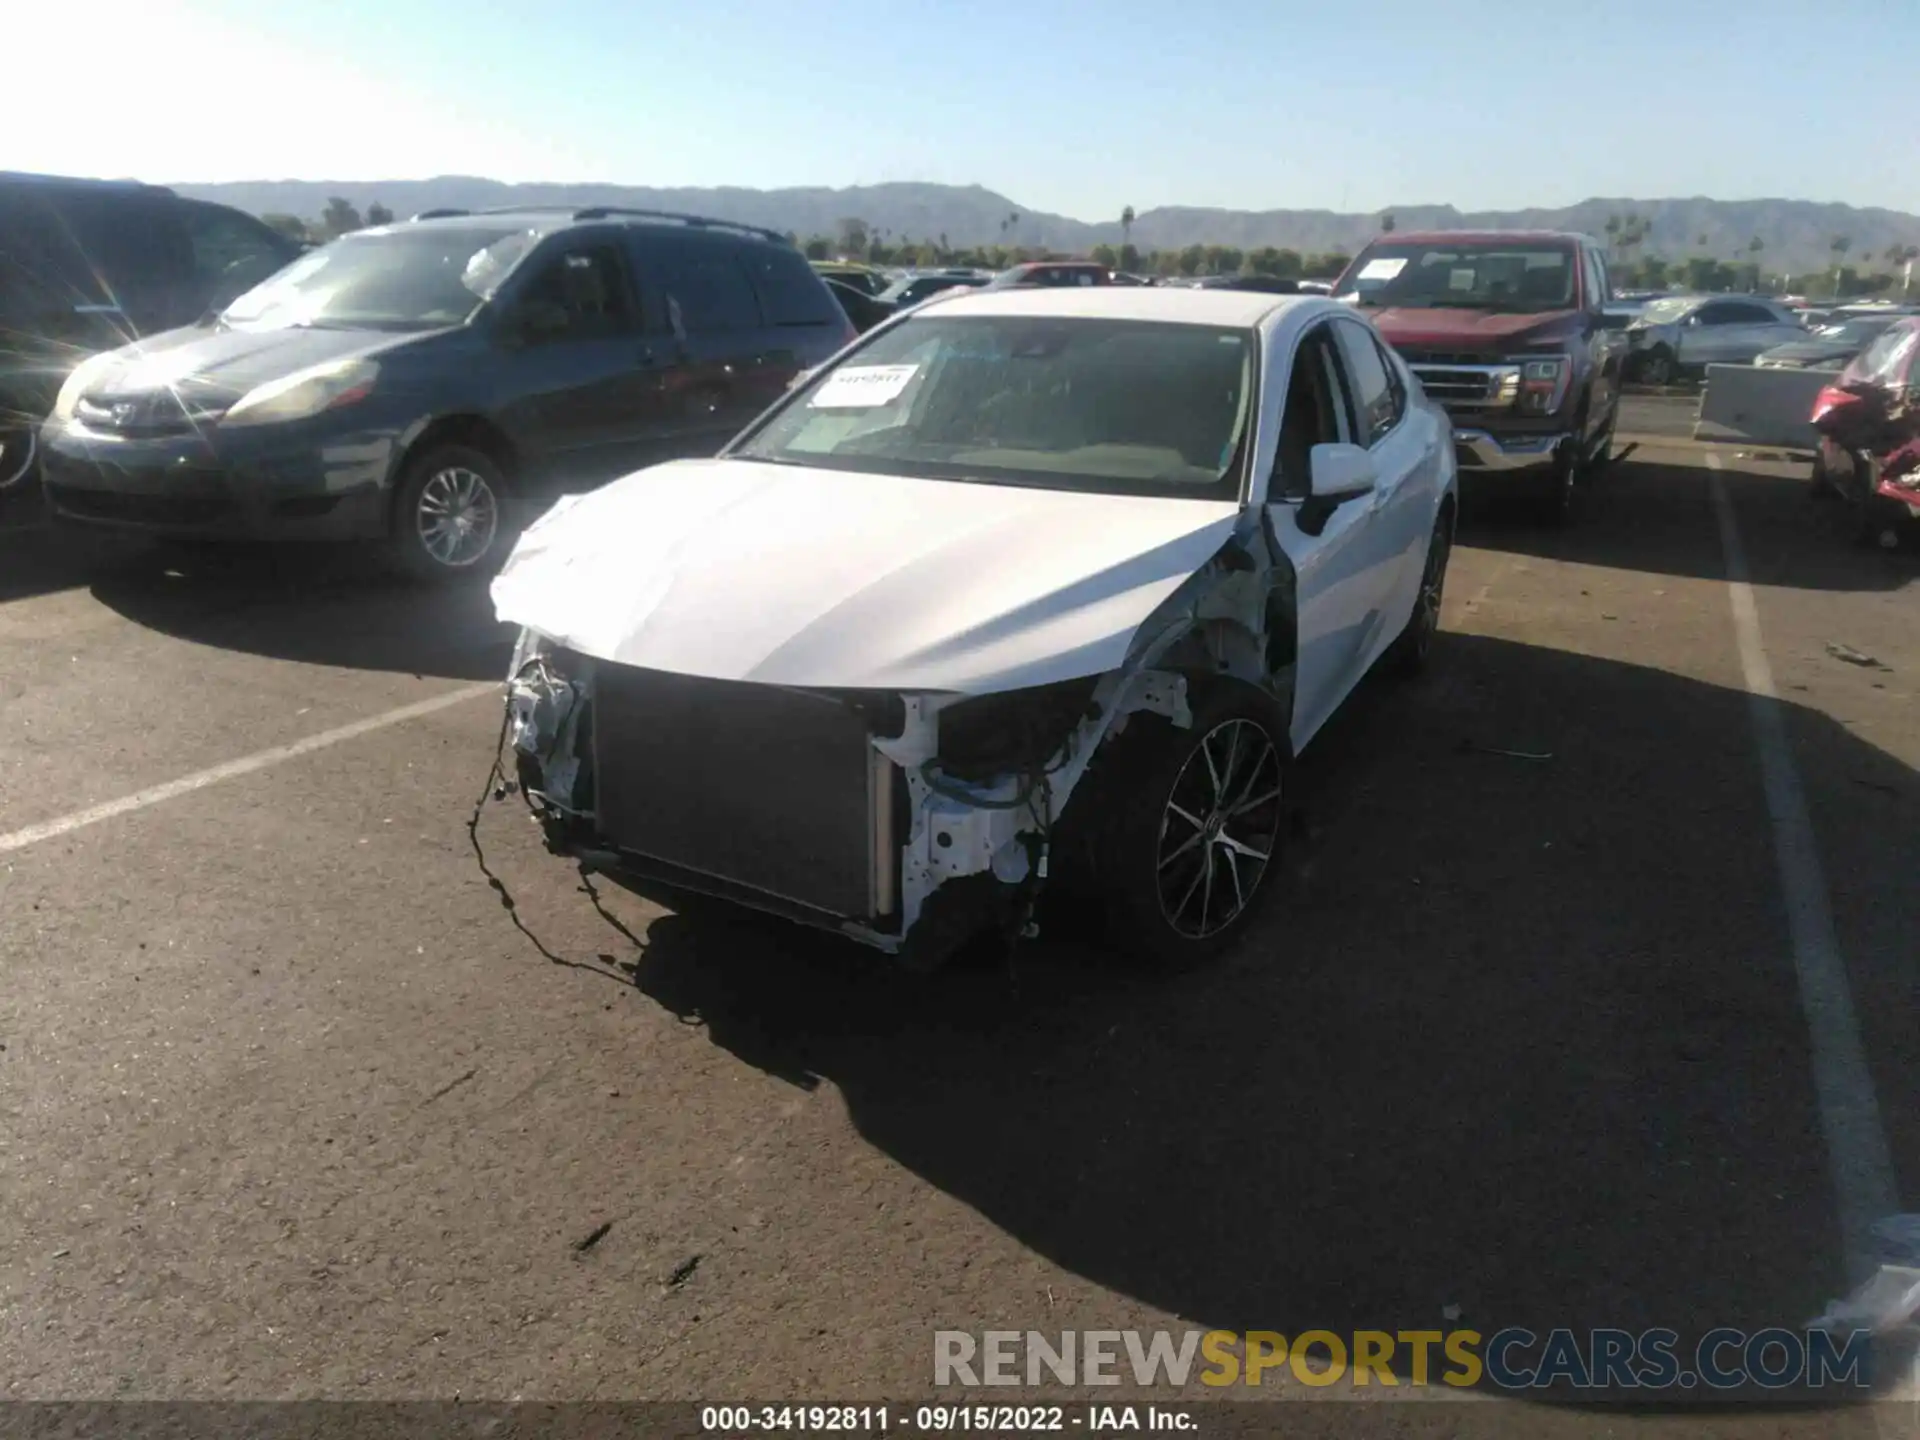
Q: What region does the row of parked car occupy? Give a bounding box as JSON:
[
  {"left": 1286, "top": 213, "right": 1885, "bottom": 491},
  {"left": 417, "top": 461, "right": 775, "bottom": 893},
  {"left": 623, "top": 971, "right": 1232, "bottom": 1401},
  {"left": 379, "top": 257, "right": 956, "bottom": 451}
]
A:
[{"left": 6, "top": 166, "right": 1905, "bottom": 579}]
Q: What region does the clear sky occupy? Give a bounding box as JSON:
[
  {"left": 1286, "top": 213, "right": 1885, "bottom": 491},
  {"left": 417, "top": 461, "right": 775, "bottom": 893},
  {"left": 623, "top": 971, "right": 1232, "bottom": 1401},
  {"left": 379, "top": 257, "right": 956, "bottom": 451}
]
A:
[{"left": 15, "top": 0, "right": 1917, "bottom": 220}]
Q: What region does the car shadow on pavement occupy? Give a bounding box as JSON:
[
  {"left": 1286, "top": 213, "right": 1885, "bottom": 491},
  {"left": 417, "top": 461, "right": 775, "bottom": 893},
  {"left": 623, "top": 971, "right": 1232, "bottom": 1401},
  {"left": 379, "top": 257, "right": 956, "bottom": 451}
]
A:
[
  {"left": 1464, "top": 452, "right": 1920, "bottom": 594},
  {"left": 74, "top": 539, "right": 514, "bottom": 681},
  {"left": 618, "top": 629, "right": 1916, "bottom": 1410}
]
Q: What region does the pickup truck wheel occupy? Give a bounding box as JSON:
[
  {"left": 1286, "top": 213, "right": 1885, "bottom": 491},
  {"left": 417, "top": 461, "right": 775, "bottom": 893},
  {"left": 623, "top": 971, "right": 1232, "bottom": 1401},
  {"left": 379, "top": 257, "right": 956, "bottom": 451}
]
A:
[
  {"left": 1583, "top": 407, "right": 1616, "bottom": 476},
  {"left": 1079, "top": 682, "right": 1291, "bottom": 971},
  {"left": 1534, "top": 444, "right": 1580, "bottom": 527}
]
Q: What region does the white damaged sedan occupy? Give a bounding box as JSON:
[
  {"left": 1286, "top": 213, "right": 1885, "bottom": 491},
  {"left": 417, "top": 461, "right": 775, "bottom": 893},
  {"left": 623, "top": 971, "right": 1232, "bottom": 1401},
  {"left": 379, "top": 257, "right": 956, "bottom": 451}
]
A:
[{"left": 491, "top": 287, "right": 1456, "bottom": 969}]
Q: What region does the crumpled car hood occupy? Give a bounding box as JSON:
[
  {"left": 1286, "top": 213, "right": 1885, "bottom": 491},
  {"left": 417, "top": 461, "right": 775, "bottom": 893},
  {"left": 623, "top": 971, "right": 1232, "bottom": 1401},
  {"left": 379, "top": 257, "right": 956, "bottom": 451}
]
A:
[{"left": 491, "top": 457, "right": 1243, "bottom": 694}]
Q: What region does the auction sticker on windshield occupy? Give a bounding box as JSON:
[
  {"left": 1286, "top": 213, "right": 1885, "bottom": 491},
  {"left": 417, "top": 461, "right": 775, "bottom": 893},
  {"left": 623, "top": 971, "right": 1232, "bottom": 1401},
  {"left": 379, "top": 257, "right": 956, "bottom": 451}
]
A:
[
  {"left": 1357, "top": 257, "right": 1406, "bottom": 281},
  {"left": 810, "top": 364, "right": 918, "bottom": 408}
]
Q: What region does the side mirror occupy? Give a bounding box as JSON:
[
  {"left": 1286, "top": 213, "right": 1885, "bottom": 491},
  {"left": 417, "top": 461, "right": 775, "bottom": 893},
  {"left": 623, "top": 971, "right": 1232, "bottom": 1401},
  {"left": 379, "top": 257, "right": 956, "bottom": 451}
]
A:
[{"left": 1308, "top": 443, "right": 1377, "bottom": 504}]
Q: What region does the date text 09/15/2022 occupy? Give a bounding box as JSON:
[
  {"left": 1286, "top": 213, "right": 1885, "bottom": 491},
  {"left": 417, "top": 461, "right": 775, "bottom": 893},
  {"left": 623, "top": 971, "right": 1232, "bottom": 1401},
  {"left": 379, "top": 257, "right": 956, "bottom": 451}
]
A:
[{"left": 699, "top": 1405, "right": 1193, "bottom": 1433}]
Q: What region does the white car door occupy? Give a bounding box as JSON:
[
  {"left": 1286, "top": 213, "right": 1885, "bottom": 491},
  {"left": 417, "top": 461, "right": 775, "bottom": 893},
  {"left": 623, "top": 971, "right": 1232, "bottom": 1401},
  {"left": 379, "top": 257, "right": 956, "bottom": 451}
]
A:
[
  {"left": 1263, "top": 320, "right": 1396, "bottom": 754},
  {"left": 1330, "top": 316, "right": 1436, "bottom": 659}
]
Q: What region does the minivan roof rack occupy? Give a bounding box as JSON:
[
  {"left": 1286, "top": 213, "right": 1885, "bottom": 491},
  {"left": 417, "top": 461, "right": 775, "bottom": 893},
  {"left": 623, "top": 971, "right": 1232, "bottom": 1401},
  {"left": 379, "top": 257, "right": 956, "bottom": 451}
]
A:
[
  {"left": 467, "top": 203, "right": 790, "bottom": 245},
  {"left": 567, "top": 206, "right": 791, "bottom": 244}
]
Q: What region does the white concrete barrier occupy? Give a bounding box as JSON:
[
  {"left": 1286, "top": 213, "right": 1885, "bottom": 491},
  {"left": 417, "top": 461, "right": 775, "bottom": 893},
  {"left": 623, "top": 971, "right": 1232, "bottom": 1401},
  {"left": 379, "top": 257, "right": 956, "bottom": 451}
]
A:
[{"left": 1694, "top": 364, "right": 1831, "bottom": 450}]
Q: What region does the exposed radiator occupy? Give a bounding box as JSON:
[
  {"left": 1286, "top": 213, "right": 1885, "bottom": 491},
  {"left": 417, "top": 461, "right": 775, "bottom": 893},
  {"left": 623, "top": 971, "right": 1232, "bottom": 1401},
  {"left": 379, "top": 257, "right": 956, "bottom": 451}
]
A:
[{"left": 591, "top": 666, "right": 887, "bottom": 919}]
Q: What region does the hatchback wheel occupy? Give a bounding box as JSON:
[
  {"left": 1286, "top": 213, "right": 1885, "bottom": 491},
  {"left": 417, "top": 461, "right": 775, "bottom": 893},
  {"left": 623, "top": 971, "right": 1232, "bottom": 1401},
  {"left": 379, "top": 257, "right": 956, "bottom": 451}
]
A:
[
  {"left": 391, "top": 444, "right": 510, "bottom": 580},
  {"left": 1075, "top": 683, "right": 1290, "bottom": 968},
  {"left": 1637, "top": 347, "right": 1676, "bottom": 386}
]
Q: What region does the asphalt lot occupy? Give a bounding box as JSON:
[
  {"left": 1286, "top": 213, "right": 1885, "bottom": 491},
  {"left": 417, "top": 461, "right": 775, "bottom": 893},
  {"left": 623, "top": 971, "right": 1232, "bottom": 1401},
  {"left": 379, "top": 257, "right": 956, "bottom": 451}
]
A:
[{"left": 1, "top": 396, "right": 1915, "bottom": 1434}]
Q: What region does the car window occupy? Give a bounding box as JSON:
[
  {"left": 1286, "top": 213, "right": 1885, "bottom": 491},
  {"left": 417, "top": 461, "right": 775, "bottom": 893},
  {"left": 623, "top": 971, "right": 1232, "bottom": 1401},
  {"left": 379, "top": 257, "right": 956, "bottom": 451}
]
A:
[
  {"left": 742, "top": 246, "right": 839, "bottom": 327},
  {"left": 1341, "top": 241, "right": 1574, "bottom": 312},
  {"left": 733, "top": 314, "right": 1256, "bottom": 502},
  {"left": 224, "top": 224, "right": 537, "bottom": 332},
  {"left": 1694, "top": 303, "right": 1741, "bottom": 326},
  {"left": 655, "top": 246, "right": 762, "bottom": 334},
  {"left": 181, "top": 202, "right": 292, "bottom": 292},
  {"left": 1589, "top": 248, "right": 1612, "bottom": 304},
  {"left": 0, "top": 187, "right": 187, "bottom": 319},
  {"left": 1722, "top": 301, "right": 1777, "bottom": 325},
  {"left": 1854, "top": 323, "right": 1920, "bottom": 386},
  {"left": 1331, "top": 318, "right": 1400, "bottom": 445},
  {"left": 1272, "top": 324, "right": 1355, "bottom": 500},
  {"left": 510, "top": 244, "right": 634, "bottom": 341}
]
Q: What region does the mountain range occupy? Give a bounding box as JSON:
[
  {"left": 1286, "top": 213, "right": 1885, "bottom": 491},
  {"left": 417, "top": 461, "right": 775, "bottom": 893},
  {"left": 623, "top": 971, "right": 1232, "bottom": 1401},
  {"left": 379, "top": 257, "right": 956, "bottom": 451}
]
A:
[{"left": 173, "top": 178, "right": 1920, "bottom": 275}]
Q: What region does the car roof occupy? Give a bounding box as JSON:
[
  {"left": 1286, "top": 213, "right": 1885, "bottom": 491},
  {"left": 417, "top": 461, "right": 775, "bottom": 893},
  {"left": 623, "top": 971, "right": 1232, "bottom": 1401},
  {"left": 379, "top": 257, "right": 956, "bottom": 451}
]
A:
[
  {"left": 910, "top": 285, "right": 1317, "bottom": 328},
  {"left": 1383, "top": 229, "right": 1589, "bottom": 246},
  {"left": 0, "top": 170, "right": 175, "bottom": 197}
]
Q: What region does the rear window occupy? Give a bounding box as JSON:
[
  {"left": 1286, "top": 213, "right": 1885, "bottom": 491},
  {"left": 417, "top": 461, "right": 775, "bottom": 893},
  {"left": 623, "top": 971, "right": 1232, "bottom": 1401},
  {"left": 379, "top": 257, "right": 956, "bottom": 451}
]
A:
[
  {"left": 650, "top": 244, "right": 763, "bottom": 334},
  {"left": 1851, "top": 323, "right": 1919, "bottom": 385},
  {"left": 744, "top": 246, "right": 839, "bottom": 326}
]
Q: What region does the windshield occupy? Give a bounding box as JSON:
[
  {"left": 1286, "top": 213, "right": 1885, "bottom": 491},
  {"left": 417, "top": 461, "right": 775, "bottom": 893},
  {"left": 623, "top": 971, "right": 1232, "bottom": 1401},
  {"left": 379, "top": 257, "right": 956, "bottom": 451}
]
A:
[
  {"left": 1817, "top": 316, "right": 1899, "bottom": 343},
  {"left": 219, "top": 225, "right": 539, "bottom": 332},
  {"left": 1343, "top": 241, "right": 1577, "bottom": 311},
  {"left": 1639, "top": 297, "right": 1700, "bottom": 323},
  {"left": 731, "top": 314, "right": 1255, "bottom": 501}
]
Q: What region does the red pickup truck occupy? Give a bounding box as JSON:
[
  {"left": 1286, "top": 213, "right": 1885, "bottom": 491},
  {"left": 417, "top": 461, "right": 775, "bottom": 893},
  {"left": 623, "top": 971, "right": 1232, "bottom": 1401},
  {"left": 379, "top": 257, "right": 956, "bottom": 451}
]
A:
[{"left": 1333, "top": 230, "right": 1627, "bottom": 523}]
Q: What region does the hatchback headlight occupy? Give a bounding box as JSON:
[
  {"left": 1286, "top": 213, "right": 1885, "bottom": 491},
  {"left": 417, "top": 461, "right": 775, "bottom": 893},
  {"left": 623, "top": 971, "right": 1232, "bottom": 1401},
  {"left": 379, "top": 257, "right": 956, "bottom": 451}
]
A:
[{"left": 223, "top": 358, "right": 378, "bottom": 428}]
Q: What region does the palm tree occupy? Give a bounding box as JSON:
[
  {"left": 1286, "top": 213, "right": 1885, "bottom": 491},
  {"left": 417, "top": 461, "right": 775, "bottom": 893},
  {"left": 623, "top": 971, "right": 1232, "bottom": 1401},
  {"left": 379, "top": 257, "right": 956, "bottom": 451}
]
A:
[
  {"left": 1380, "top": 212, "right": 1396, "bottom": 233},
  {"left": 1121, "top": 206, "right": 1135, "bottom": 248},
  {"left": 1830, "top": 234, "right": 1852, "bottom": 294},
  {"left": 1604, "top": 214, "right": 1621, "bottom": 256}
]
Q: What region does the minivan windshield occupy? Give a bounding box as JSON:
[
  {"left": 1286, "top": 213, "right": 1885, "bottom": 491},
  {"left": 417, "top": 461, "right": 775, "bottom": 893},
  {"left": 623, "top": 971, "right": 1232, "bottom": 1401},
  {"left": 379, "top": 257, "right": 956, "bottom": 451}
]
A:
[
  {"left": 732, "top": 314, "right": 1254, "bottom": 501},
  {"left": 219, "top": 225, "right": 539, "bottom": 333},
  {"left": 1343, "top": 241, "right": 1578, "bottom": 312}
]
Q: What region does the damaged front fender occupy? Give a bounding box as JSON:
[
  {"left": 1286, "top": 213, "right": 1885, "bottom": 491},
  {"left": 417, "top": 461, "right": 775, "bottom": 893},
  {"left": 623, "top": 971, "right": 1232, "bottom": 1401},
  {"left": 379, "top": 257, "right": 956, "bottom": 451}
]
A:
[{"left": 498, "top": 519, "right": 1296, "bottom": 967}]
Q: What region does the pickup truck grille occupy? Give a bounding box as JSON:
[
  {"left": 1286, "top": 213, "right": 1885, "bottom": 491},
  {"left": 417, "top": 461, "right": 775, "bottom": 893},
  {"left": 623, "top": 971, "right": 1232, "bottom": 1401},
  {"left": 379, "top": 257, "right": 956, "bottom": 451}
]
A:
[{"left": 1404, "top": 357, "right": 1521, "bottom": 410}]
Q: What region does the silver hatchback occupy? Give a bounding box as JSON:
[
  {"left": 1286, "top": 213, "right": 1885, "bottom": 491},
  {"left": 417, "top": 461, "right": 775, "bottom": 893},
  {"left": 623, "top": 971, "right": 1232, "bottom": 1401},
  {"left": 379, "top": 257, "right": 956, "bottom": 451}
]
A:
[{"left": 1625, "top": 295, "right": 1807, "bottom": 382}]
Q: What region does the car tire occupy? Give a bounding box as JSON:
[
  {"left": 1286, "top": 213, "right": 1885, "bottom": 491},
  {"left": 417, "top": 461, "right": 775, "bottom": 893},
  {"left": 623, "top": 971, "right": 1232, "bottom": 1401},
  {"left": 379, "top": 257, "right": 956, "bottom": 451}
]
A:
[
  {"left": 1637, "top": 346, "right": 1676, "bottom": 386},
  {"left": 389, "top": 443, "right": 514, "bottom": 582},
  {"left": 1582, "top": 405, "right": 1616, "bottom": 480},
  {"left": 1809, "top": 454, "right": 1841, "bottom": 502},
  {"left": 1072, "top": 679, "right": 1291, "bottom": 970},
  {"left": 1390, "top": 510, "right": 1453, "bottom": 676},
  {"left": 1533, "top": 442, "right": 1581, "bottom": 527}
]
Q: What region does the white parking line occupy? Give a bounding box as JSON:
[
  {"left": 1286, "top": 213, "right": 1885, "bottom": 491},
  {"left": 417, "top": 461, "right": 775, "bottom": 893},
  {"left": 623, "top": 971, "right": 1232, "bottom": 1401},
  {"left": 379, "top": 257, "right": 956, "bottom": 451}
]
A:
[
  {"left": 0, "top": 681, "right": 500, "bottom": 857},
  {"left": 1704, "top": 452, "right": 1900, "bottom": 1286}
]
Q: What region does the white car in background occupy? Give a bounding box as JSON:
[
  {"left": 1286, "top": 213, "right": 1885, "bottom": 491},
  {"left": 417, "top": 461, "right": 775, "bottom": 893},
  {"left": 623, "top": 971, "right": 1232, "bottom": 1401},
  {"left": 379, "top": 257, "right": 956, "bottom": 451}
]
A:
[{"left": 492, "top": 288, "right": 1457, "bottom": 971}]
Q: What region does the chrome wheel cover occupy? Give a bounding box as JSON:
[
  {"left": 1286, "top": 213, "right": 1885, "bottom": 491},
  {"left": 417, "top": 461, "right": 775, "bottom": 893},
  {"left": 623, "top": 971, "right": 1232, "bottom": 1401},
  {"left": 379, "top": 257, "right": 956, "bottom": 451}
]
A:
[
  {"left": 1156, "top": 717, "right": 1284, "bottom": 940},
  {"left": 415, "top": 466, "right": 500, "bottom": 568}
]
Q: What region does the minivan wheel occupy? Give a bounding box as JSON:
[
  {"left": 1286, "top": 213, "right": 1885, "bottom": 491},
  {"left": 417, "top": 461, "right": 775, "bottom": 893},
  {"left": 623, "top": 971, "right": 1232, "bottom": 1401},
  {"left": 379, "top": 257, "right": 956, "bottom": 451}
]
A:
[
  {"left": 1081, "top": 682, "right": 1290, "bottom": 969},
  {"left": 390, "top": 443, "right": 510, "bottom": 580}
]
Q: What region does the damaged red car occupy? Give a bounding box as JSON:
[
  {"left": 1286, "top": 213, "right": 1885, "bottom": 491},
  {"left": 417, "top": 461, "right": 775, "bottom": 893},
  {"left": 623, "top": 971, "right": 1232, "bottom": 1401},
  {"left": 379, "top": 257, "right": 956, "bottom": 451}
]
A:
[{"left": 1809, "top": 315, "right": 1920, "bottom": 545}]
